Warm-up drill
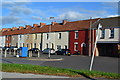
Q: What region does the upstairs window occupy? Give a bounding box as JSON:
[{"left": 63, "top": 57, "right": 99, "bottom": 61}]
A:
[
  {"left": 58, "top": 33, "right": 61, "bottom": 39},
  {"left": 20, "top": 35, "right": 22, "bottom": 39},
  {"left": 110, "top": 28, "right": 114, "bottom": 39},
  {"left": 46, "top": 34, "right": 49, "bottom": 40},
  {"left": 100, "top": 29, "right": 105, "bottom": 39},
  {"left": 35, "top": 34, "right": 37, "bottom": 40},
  {"left": 34, "top": 43, "right": 36, "bottom": 48},
  {"left": 27, "top": 35, "right": 29, "bottom": 39},
  {"left": 46, "top": 43, "right": 48, "bottom": 48},
  {"left": 75, "top": 31, "right": 78, "bottom": 39}
]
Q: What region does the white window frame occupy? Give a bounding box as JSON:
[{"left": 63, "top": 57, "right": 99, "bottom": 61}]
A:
[
  {"left": 35, "top": 34, "right": 37, "bottom": 40},
  {"left": 75, "top": 31, "right": 78, "bottom": 39},
  {"left": 74, "top": 42, "right": 78, "bottom": 51},
  {"left": 100, "top": 29, "right": 105, "bottom": 39},
  {"left": 58, "top": 33, "right": 61, "bottom": 39},
  {"left": 109, "top": 28, "right": 114, "bottom": 39},
  {"left": 57, "top": 45, "right": 61, "bottom": 50},
  {"left": 46, "top": 34, "right": 49, "bottom": 40}
]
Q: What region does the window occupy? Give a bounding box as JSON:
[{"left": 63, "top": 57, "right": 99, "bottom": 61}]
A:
[
  {"left": 75, "top": 31, "right": 78, "bottom": 39},
  {"left": 20, "top": 35, "right": 22, "bottom": 40},
  {"left": 27, "top": 35, "right": 29, "bottom": 39},
  {"left": 110, "top": 28, "right": 114, "bottom": 38},
  {"left": 58, "top": 33, "right": 61, "bottom": 39},
  {"left": 64, "top": 45, "right": 67, "bottom": 49},
  {"left": 74, "top": 42, "right": 78, "bottom": 51},
  {"left": 57, "top": 45, "right": 61, "bottom": 50},
  {"left": 46, "top": 43, "right": 48, "bottom": 48},
  {"left": 27, "top": 44, "right": 29, "bottom": 48},
  {"left": 16, "top": 43, "right": 18, "bottom": 47},
  {"left": 34, "top": 43, "right": 36, "bottom": 48},
  {"left": 46, "top": 34, "right": 49, "bottom": 39},
  {"left": 20, "top": 43, "right": 21, "bottom": 47},
  {"left": 31, "top": 43, "right": 32, "bottom": 48},
  {"left": 100, "top": 29, "right": 105, "bottom": 39},
  {"left": 6, "top": 36, "right": 8, "bottom": 40},
  {"left": 52, "top": 43, "right": 54, "bottom": 49},
  {"left": 23, "top": 43, "right": 25, "bottom": 47},
  {"left": 35, "top": 34, "right": 37, "bottom": 40}
]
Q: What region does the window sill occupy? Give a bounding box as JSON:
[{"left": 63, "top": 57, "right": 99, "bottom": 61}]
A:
[
  {"left": 100, "top": 37, "right": 105, "bottom": 39},
  {"left": 109, "top": 37, "right": 114, "bottom": 39}
]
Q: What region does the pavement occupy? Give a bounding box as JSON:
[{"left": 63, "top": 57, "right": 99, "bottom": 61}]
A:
[
  {"left": 1, "top": 72, "right": 69, "bottom": 78},
  {"left": 1, "top": 72, "right": 117, "bottom": 80}
]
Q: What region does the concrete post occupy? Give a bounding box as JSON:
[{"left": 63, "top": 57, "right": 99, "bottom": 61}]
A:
[
  {"left": 9, "top": 50, "right": 11, "bottom": 55},
  {"left": 4, "top": 50, "right": 7, "bottom": 57},
  {"left": 29, "top": 51, "right": 32, "bottom": 57},
  {"left": 0, "top": 49, "right": 2, "bottom": 54},
  {"left": 38, "top": 51, "right": 40, "bottom": 57}
]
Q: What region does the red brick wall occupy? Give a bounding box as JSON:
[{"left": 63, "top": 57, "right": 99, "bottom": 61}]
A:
[{"left": 69, "top": 30, "right": 89, "bottom": 55}]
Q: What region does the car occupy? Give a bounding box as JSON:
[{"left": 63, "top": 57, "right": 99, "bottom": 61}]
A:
[
  {"left": 2, "top": 46, "right": 10, "bottom": 51},
  {"left": 29, "top": 48, "right": 39, "bottom": 53},
  {"left": 55, "top": 49, "right": 71, "bottom": 56},
  {"left": 8, "top": 46, "right": 18, "bottom": 51},
  {"left": 42, "top": 48, "right": 55, "bottom": 54}
]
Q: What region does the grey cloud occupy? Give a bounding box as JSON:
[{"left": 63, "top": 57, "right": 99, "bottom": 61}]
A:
[
  {"left": 1, "top": 16, "right": 28, "bottom": 25},
  {"left": 9, "top": 6, "right": 33, "bottom": 15}
]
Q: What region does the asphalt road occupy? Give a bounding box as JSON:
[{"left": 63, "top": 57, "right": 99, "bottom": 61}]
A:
[
  {"left": 1, "top": 54, "right": 119, "bottom": 80},
  {"left": 2, "top": 54, "right": 119, "bottom": 73}
]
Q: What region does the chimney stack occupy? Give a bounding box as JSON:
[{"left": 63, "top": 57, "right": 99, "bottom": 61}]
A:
[
  {"left": 2, "top": 28, "right": 7, "bottom": 32},
  {"left": 25, "top": 25, "right": 31, "bottom": 29},
  {"left": 33, "top": 24, "right": 39, "bottom": 28},
  {"left": 63, "top": 20, "right": 69, "bottom": 25},
  {"left": 19, "top": 26, "right": 24, "bottom": 29},
  {"left": 12, "top": 27, "right": 17, "bottom": 30},
  {"left": 51, "top": 22, "right": 57, "bottom": 25},
  {"left": 40, "top": 23, "right": 46, "bottom": 27},
  {"left": 7, "top": 28, "right": 11, "bottom": 31}
]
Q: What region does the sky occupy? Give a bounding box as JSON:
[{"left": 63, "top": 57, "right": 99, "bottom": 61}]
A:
[{"left": 0, "top": 0, "right": 119, "bottom": 29}]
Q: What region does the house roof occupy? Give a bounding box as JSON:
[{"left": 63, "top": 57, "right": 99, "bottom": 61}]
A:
[
  {"left": 2, "top": 18, "right": 99, "bottom": 36},
  {"left": 2, "top": 16, "right": 119, "bottom": 36},
  {"left": 92, "top": 16, "right": 120, "bottom": 28}
]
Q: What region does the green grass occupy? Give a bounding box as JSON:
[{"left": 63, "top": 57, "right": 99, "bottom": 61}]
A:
[{"left": 1, "top": 63, "right": 120, "bottom": 79}]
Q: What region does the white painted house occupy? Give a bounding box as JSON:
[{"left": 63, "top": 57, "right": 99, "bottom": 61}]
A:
[{"left": 42, "top": 31, "right": 69, "bottom": 51}]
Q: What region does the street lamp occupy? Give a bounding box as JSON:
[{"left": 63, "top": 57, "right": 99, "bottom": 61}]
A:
[{"left": 48, "top": 17, "right": 54, "bottom": 59}]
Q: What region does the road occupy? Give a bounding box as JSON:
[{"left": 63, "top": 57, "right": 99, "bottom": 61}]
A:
[{"left": 2, "top": 54, "right": 119, "bottom": 73}]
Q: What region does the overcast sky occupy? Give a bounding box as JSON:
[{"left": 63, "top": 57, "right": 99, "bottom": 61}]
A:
[{"left": 0, "top": 0, "right": 119, "bottom": 29}]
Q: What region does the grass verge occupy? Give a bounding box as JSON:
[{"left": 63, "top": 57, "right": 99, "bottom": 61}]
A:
[{"left": 1, "top": 63, "right": 120, "bottom": 79}]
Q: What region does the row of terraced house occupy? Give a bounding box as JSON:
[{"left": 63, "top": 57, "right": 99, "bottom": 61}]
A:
[{"left": 0, "top": 16, "right": 120, "bottom": 57}]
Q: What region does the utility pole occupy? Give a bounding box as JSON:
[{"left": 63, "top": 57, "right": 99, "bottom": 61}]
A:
[
  {"left": 89, "top": 17, "right": 92, "bottom": 56},
  {"left": 48, "top": 17, "right": 54, "bottom": 59}
]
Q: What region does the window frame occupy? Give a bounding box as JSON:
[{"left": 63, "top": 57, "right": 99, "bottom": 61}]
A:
[
  {"left": 75, "top": 31, "right": 78, "bottom": 39},
  {"left": 100, "top": 29, "right": 105, "bottom": 39},
  {"left": 109, "top": 28, "right": 114, "bottom": 39},
  {"left": 58, "top": 33, "right": 61, "bottom": 39},
  {"left": 74, "top": 42, "right": 78, "bottom": 51}
]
